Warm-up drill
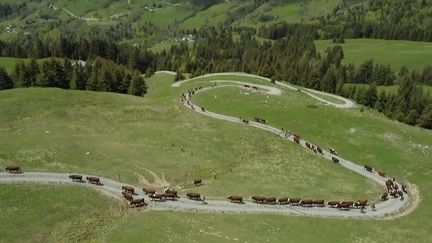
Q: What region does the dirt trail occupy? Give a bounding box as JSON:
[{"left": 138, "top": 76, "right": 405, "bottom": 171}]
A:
[{"left": 172, "top": 72, "right": 355, "bottom": 108}]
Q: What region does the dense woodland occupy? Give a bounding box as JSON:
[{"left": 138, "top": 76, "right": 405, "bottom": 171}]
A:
[{"left": 0, "top": 57, "right": 147, "bottom": 97}]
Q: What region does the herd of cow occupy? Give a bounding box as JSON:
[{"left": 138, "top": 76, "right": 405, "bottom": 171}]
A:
[
  {"left": 362, "top": 165, "right": 408, "bottom": 201},
  {"left": 180, "top": 87, "right": 204, "bottom": 111},
  {"left": 68, "top": 172, "right": 375, "bottom": 211},
  {"left": 5, "top": 162, "right": 409, "bottom": 212},
  {"left": 227, "top": 195, "right": 369, "bottom": 210}
]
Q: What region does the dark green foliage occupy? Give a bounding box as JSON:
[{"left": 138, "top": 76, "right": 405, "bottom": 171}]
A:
[
  {"left": 174, "top": 71, "right": 185, "bottom": 81},
  {"left": 128, "top": 74, "right": 147, "bottom": 97},
  {"left": 40, "top": 58, "right": 69, "bottom": 89},
  {"left": 6, "top": 57, "right": 146, "bottom": 97},
  {"left": 0, "top": 67, "right": 13, "bottom": 90},
  {"left": 0, "top": 2, "right": 27, "bottom": 19},
  {"left": 420, "top": 104, "right": 432, "bottom": 129}
]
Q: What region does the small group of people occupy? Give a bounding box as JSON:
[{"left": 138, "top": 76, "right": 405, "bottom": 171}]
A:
[{"left": 360, "top": 200, "right": 376, "bottom": 213}]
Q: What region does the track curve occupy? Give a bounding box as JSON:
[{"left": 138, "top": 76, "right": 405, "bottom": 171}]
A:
[
  {"left": 172, "top": 72, "right": 356, "bottom": 108},
  {"left": 0, "top": 73, "right": 412, "bottom": 219}
]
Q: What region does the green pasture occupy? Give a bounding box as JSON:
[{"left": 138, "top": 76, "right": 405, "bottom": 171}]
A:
[
  {"left": 315, "top": 39, "right": 432, "bottom": 71},
  {"left": 180, "top": 2, "right": 231, "bottom": 29},
  {"left": 0, "top": 74, "right": 380, "bottom": 200},
  {"left": 0, "top": 73, "right": 431, "bottom": 242},
  {"left": 0, "top": 57, "right": 25, "bottom": 73},
  {"left": 0, "top": 185, "right": 121, "bottom": 242}
]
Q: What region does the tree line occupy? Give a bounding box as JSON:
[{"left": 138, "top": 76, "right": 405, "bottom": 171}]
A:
[
  {"left": 0, "top": 2, "right": 27, "bottom": 19},
  {"left": 0, "top": 57, "right": 147, "bottom": 97}
]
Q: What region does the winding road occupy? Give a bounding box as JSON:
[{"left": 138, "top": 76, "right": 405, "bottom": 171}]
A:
[{"left": 0, "top": 73, "right": 412, "bottom": 219}]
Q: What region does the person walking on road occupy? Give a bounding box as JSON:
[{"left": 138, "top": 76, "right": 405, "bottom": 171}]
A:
[{"left": 371, "top": 200, "right": 376, "bottom": 211}]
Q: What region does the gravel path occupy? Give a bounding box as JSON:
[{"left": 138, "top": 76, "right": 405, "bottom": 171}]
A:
[
  {"left": 172, "top": 72, "right": 356, "bottom": 108},
  {"left": 0, "top": 170, "right": 408, "bottom": 219},
  {"left": 0, "top": 74, "right": 411, "bottom": 219}
]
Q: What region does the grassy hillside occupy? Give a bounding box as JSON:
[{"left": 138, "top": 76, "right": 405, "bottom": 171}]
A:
[
  {"left": 0, "top": 185, "right": 121, "bottom": 242},
  {"left": 0, "top": 74, "right": 381, "bottom": 200},
  {"left": 315, "top": 39, "right": 432, "bottom": 71},
  {"left": 0, "top": 0, "right": 344, "bottom": 31},
  {"left": 0, "top": 73, "right": 432, "bottom": 241},
  {"left": 0, "top": 57, "right": 24, "bottom": 73}
]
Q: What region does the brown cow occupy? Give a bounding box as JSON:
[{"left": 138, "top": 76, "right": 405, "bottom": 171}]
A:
[
  {"left": 300, "top": 199, "right": 314, "bottom": 207},
  {"left": 390, "top": 190, "right": 399, "bottom": 198},
  {"left": 398, "top": 191, "right": 404, "bottom": 200},
  {"left": 149, "top": 193, "right": 165, "bottom": 201},
  {"left": 5, "top": 165, "right": 21, "bottom": 173},
  {"left": 129, "top": 198, "right": 147, "bottom": 207},
  {"left": 386, "top": 179, "right": 394, "bottom": 192},
  {"left": 378, "top": 171, "right": 386, "bottom": 177},
  {"left": 266, "top": 197, "right": 277, "bottom": 204},
  {"left": 381, "top": 192, "right": 388, "bottom": 201},
  {"left": 163, "top": 192, "right": 177, "bottom": 200},
  {"left": 86, "top": 176, "right": 101, "bottom": 185},
  {"left": 364, "top": 165, "right": 373, "bottom": 172},
  {"left": 327, "top": 201, "right": 340, "bottom": 208},
  {"left": 332, "top": 157, "right": 339, "bottom": 163},
  {"left": 329, "top": 148, "right": 338, "bottom": 155},
  {"left": 338, "top": 201, "right": 353, "bottom": 209},
  {"left": 186, "top": 192, "right": 201, "bottom": 200},
  {"left": 354, "top": 200, "right": 368, "bottom": 208},
  {"left": 122, "top": 191, "right": 133, "bottom": 201},
  {"left": 142, "top": 187, "right": 156, "bottom": 195},
  {"left": 289, "top": 198, "right": 301, "bottom": 205},
  {"left": 122, "top": 186, "right": 135, "bottom": 194},
  {"left": 193, "top": 179, "right": 202, "bottom": 186},
  {"left": 313, "top": 200, "right": 325, "bottom": 207},
  {"left": 278, "top": 197, "right": 289, "bottom": 205},
  {"left": 69, "top": 174, "right": 83, "bottom": 182},
  {"left": 228, "top": 195, "right": 243, "bottom": 203},
  {"left": 251, "top": 195, "right": 266, "bottom": 204},
  {"left": 293, "top": 134, "right": 300, "bottom": 144},
  {"left": 402, "top": 184, "right": 408, "bottom": 194},
  {"left": 164, "top": 187, "right": 178, "bottom": 198}
]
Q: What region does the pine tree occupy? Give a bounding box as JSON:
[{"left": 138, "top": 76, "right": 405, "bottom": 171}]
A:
[
  {"left": 174, "top": 71, "right": 185, "bottom": 81},
  {"left": 12, "top": 60, "right": 25, "bottom": 87},
  {"left": 0, "top": 67, "right": 13, "bottom": 90},
  {"left": 321, "top": 65, "right": 337, "bottom": 93},
  {"left": 26, "top": 59, "right": 39, "bottom": 87},
  {"left": 363, "top": 83, "right": 378, "bottom": 107},
  {"left": 420, "top": 104, "right": 432, "bottom": 129},
  {"left": 128, "top": 73, "right": 147, "bottom": 96},
  {"left": 70, "top": 63, "right": 87, "bottom": 90},
  {"left": 375, "top": 91, "right": 387, "bottom": 112}
]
